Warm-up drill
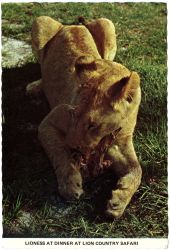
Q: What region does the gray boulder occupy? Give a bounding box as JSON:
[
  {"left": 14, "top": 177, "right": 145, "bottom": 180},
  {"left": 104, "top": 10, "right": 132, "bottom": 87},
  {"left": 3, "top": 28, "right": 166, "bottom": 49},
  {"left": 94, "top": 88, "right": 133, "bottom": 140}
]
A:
[{"left": 2, "top": 36, "right": 35, "bottom": 68}]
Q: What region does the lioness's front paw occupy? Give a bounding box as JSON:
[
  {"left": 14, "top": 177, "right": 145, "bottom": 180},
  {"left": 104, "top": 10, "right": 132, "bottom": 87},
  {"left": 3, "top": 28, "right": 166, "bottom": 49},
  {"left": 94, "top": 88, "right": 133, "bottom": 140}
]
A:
[
  {"left": 106, "top": 189, "right": 130, "bottom": 218},
  {"left": 105, "top": 174, "right": 138, "bottom": 218},
  {"left": 58, "top": 169, "right": 84, "bottom": 200},
  {"left": 59, "top": 184, "right": 84, "bottom": 200}
]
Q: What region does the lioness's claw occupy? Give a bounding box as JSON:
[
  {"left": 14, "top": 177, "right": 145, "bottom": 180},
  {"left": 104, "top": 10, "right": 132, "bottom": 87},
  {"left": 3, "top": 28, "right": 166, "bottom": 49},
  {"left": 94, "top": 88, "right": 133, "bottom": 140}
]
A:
[{"left": 59, "top": 186, "right": 84, "bottom": 201}]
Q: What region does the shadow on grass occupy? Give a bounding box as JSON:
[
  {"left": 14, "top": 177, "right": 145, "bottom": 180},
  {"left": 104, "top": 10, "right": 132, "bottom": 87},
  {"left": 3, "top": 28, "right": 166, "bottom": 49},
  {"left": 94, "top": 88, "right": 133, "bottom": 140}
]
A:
[
  {"left": 2, "top": 63, "right": 119, "bottom": 237},
  {"left": 2, "top": 64, "right": 54, "bottom": 237}
]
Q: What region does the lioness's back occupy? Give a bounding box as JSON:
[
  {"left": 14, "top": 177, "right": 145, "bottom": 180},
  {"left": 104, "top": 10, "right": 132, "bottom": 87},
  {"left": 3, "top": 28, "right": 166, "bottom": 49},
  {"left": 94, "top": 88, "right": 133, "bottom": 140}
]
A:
[{"left": 41, "top": 25, "right": 101, "bottom": 108}]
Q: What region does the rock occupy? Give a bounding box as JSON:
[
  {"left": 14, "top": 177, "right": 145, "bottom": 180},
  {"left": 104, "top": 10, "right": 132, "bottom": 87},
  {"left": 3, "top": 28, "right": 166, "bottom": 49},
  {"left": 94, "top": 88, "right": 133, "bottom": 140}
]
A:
[
  {"left": 3, "top": 211, "right": 33, "bottom": 237},
  {"left": 2, "top": 36, "right": 35, "bottom": 68},
  {"left": 17, "top": 211, "right": 32, "bottom": 228}
]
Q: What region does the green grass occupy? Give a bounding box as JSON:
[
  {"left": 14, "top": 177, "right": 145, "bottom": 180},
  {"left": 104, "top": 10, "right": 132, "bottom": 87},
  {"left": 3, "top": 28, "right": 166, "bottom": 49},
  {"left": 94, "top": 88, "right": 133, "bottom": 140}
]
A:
[{"left": 2, "top": 2, "right": 167, "bottom": 238}]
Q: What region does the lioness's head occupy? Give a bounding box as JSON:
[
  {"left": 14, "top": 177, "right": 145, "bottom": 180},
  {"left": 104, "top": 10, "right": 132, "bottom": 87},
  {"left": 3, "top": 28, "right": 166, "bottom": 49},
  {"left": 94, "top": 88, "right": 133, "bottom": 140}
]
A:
[{"left": 67, "top": 55, "right": 141, "bottom": 150}]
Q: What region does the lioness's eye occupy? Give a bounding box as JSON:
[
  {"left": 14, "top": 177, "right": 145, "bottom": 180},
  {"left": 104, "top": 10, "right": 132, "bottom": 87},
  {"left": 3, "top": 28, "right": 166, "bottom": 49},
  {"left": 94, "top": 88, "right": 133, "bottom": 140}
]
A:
[
  {"left": 126, "top": 96, "right": 133, "bottom": 103},
  {"left": 76, "top": 183, "right": 81, "bottom": 187}
]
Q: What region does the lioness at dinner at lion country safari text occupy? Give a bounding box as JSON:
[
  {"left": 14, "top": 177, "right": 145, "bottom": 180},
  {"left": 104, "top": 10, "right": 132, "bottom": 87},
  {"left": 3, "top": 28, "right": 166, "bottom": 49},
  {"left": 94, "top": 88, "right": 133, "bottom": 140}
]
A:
[{"left": 26, "top": 16, "right": 142, "bottom": 219}]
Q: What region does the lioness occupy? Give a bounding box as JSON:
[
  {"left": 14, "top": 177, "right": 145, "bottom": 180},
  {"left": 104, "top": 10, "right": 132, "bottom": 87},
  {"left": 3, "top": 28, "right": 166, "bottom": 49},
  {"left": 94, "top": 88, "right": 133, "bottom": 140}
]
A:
[{"left": 27, "top": 16, "right": 142, "bottom": 218}]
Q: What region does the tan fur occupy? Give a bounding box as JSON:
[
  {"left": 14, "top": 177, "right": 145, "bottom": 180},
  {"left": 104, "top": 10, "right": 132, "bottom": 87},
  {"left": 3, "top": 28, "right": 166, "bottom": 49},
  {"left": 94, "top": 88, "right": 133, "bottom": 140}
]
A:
[
  {"left": 31, "top": 16, "right": 63, "bottom": 51},
  {"left": 85, "top": 18, "right": 117, "bottom": 60},
  {"left": 27, "top": 17, "right": 142, "bottom": 217}
]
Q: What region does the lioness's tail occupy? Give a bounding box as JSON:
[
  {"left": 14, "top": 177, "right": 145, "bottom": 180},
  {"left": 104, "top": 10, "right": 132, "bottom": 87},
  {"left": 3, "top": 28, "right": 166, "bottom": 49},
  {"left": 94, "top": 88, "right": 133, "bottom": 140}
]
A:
[{"left": 78, "top": 16, "right": 87, "bottom": 26}]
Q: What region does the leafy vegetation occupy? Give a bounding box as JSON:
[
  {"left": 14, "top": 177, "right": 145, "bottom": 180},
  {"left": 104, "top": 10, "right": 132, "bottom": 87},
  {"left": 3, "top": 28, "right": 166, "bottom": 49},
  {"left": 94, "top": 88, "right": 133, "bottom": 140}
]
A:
[{"left": 2, "top": 2, "right": 167, "bottom": 238}]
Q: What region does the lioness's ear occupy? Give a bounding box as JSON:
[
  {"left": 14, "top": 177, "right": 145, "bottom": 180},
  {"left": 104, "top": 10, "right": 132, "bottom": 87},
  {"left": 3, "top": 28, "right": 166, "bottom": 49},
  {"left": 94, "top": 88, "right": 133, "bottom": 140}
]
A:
[
  {"left": 32, "top": 16, "right": 62, "bottom": 50},
  {"left": 75, "top": 55, "right": 97, "bottom": 74},
  {"left": 108, "top": 72, "right": 140, "bottom": 103}
]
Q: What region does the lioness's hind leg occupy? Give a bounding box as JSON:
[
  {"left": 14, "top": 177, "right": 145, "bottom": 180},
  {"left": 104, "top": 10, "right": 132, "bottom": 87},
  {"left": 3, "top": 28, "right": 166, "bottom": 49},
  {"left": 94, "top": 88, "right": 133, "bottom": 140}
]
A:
[
  {"left": 32, "top": 16, "right": 63, "bottom": 51},
  {"left": 26, "top": 79, "right": 42, "bottom": 96},
  {"left": 85, "top": 18, "right": 117, "bottom": 60}
]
